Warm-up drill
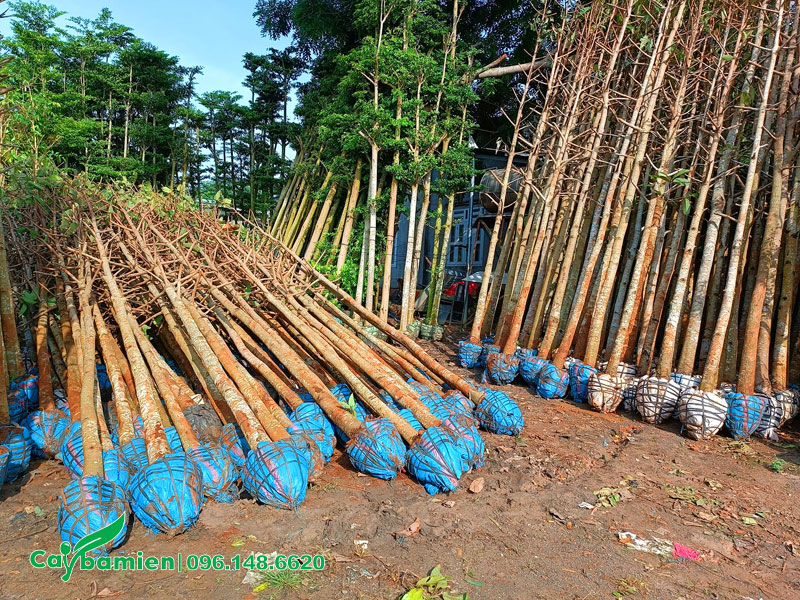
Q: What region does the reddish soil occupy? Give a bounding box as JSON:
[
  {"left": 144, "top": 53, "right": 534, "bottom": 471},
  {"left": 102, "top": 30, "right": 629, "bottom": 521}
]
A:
[{"left": 1, "top": 335, "right": 799, "bottom": 600}]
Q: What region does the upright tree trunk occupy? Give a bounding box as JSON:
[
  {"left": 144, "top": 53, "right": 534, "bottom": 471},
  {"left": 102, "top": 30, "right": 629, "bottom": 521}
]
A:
[
  {"left": 701, "top": 1, "right": 781, "bottom": 392},
  {"left": 738, "top": 11, "right": 795, "bottom": 395},
  {"left": 0, "top": 223, "right": 22, "bottom": 379}
]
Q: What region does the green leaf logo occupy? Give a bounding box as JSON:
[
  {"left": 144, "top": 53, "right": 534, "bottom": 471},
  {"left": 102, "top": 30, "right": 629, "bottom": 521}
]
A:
[{"left": 61, "top": 514, "right": 125, "bottom": 582}]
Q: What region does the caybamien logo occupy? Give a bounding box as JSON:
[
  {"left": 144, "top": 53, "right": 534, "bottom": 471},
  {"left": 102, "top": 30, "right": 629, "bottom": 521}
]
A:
[{"left": 30, "top": 515, "right": 125, "bottom": 582}]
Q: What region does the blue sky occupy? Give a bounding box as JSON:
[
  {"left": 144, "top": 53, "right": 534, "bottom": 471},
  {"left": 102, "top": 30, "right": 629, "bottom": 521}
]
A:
[{"left": 1, "top": 0, "right": 297, "bottom": 103}]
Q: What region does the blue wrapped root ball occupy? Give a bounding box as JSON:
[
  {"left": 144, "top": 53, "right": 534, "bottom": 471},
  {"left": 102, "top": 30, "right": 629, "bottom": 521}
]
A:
[
  {"left": 62, "top": 431, "right": 132, "bottom": 490},
  {"left": 536, "top": 363, "right": 569, "bottom": 399},
  {"left": 478, "top": 344, "right": 501, "bottom": 369},
  {"left": 406, "top": 426, "right": 465, "bottom": 494},
  {"left": 514, "top": 348, "right": 538, "bottom": 361},
  {"left": 0, "top": 426, "right": 32, "bottom": 482},
  {"left": 120, "top": 437, "right": 149, "bottom": 473},
  {"left": 241, "top": 439, "right": 309, "bottom": 509},
  {"left": 346, "top": 418, "right": 406, "bottom": 480},
  {"left": 473, "top": 389, "right": 524, "bottom": 435},
  {"left": 457, "top": 340, "right": 482, "bottom": 369},
  {"left": 218, "top": 423, "right": 249, "bottom": 468},
  {"left": 58, "top": 475, "right": 130, "bottom": 555},
  {"left": 289, "top": 402, "right": 336, "bottom": 459},
  {"left": 397, "top": 408, "right": 424, "bottom": 432},
  {"left": 0, "top": 445, "right": 10, "bottom": 486},
  {"left": 129, "top": 452, "right": 204, "bottom": 535},
  {"left": 725, "top": 392, "right": 767, "bottom": 440},
  {"left": 568, "top": 362, "right": 596, "bottom": 403},
  {"left": 288, "top": 433, "right": 325, "bottom": 482},
  {"left": 164, "top": 427, "right": 184, "bottom": 453},
  {"left": 485, "top": 352, "right": 520, "bottom": 385},
  {"left": 441, "top": 414, "right": 485, "bottom": 469},
  {"left": 520, "top": 356, "right": 549, "bottom": 386},
  {"left": 101, "top": 448, "right": 133, "bottom": 491},
  {"left": 288, "top": 420, "right": 335, "bottom": 463},
  {"left": 187, "top": 444, "right": 239, "bottom": 502},
  {"left": 23, "top": 409, "right": 71, "bottom": 458}
]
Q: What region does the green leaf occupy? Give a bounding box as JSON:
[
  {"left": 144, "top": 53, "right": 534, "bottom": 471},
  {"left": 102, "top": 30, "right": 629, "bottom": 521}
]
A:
[
  {"left": 400, "top": 589, "right": 425, "bottom": 600},
  {"left": 682, "top": 197, "right": 691, "bottom": 215},
  {"left": 741, "top": 516, "right": 757, "bottom": 526}
]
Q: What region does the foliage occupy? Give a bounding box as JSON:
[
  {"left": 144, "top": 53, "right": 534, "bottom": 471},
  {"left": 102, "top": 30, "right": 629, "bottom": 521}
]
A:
[
  {"left": 770, "top": 458, "right": 787, "bottom": 473},
  {"left": 400, "top": 565, "right": 473, "bottom": 600},
  {"left": 0, "top": 1, "right": 304, "bottom": 218}
]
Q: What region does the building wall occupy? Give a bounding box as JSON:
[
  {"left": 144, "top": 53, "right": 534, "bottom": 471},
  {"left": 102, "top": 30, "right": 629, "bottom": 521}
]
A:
[{"left": 389, "top": 150, "right": 527, "bottom": 291}]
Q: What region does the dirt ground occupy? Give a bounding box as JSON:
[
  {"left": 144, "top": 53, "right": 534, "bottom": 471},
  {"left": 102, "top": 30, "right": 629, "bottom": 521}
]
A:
[{"left": 1, "top": 335, "right": 799, "bottom": 600}]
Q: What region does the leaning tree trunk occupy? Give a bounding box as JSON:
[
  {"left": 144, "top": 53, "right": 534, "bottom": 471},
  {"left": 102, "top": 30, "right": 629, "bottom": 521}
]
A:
[{"left": 336, "top": 158, "right": 363, "bottom": 276}]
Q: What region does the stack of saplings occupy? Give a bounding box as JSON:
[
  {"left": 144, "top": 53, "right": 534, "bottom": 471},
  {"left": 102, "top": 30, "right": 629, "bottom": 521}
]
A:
[{"left": 4, "top": 179, "right": 524, "bottom": 552}]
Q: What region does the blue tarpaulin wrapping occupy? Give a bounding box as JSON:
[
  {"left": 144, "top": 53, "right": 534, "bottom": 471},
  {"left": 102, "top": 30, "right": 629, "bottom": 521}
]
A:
[
  {"left": 288, "top": 420, "right": 335, "bottom": 462},
  {"left": 57, "top": 475, "right": 129, "bottom": 555},
  {"left": 725, "top": 392, "right": 767, "bottom": 439},
  {"left": 474, "top": 388, "right": 524, "bottom": 435},
  {"left": 346, "top": 418, "right": 406, "bottom": 480},
  {"left": 443, "top": 390, "right": 475, "bottom": 418},
  {"left": 568, "top": 362, "right": 596, "bottom": 402},
  {"left": 457, "top": 341, "right": 483, "bottom": 368},
  {"left": 514, "top": 348, "right": 538, "bottom": 362},
  {"left": 441, "top": 414, "right": 485, "bottom": 469},
  {"left": 219, "top": 423, "right": 248, "bottom": 468},
  {"left": 187, "top": 444, "right": 239, "bottom": 502},
  {"left": 520, "top": 356, "right": 549, "bottom": 386},
  {"left": 0, "top": 426, "right": 32, "bottom": 482},
  {"left": 398, "top": 408, "right": 424, "bottom": 431},
  {"left": 478, "top": 344, "right": 500, "bottom": 369},
  {"left": 120, "top": 437, "right": 150, "bottom": 473},
  {"left": 17, "top": 372, "right": 39, "bottom": 411},
  {"left": 7, "top": 387, "right": 27, "bottom": 424},
  {"left": 536, "top": 363, "right": 569, "bottom": 399},
  {"left": 289, "top": 402, "right": 336, "bottom": 459},
  {"left": 486, "top": 352, "right": 520, "bottom": 385},
  {"left": 0, "top": 445, "right": 9, "bottom": 486},
  {"left": 23, "top": 409, "right": 71, "bottom": 458},
  {"left": 60, "top": 431, "right": 132, "bottom": 489},
  {"left": 418, "top": 390, "right": 445, "bottom": 410},
  {"left": 406, "top": 426, "right": 464, "bottom": 494},
  {"left": 241, "top": 440, "right": 309, "bottom": 509},
  {"left": 62, "top": 429, "right": 84, "bottom": 478},
  {"left": 57, "top": 421, "right": 80, "bottom": 462},
  {"left": 7, "top": 371, "right": 39, "bottom": 423},
  {"left": 102, "top": 448, "right": 133, "bottom": 491},
  {"left": 129, "top": 453, "right": 204, "bottom": 534},
  {"left": 96, "top": 364, "right": 111, "bottom": 395},
  {"left": 164, "top": 426, "right": 184, "bottom": 452},
  {"left": 289, "top": 433, "right": 324, "bottom": 481}
]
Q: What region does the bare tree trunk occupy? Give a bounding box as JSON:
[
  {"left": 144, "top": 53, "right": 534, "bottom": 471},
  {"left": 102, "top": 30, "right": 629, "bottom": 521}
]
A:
[
  {"left": 336, "top": 158, "right": 363, "bottom": 275},
  {"left": 366, "top": 144, "right": 379, "bottom": 313},
  {"left": 0, "top": 223, "right": 22, "bottom": 379},
  {"left": 773, "top": 171, "right": 799, "bottom": 389}
]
